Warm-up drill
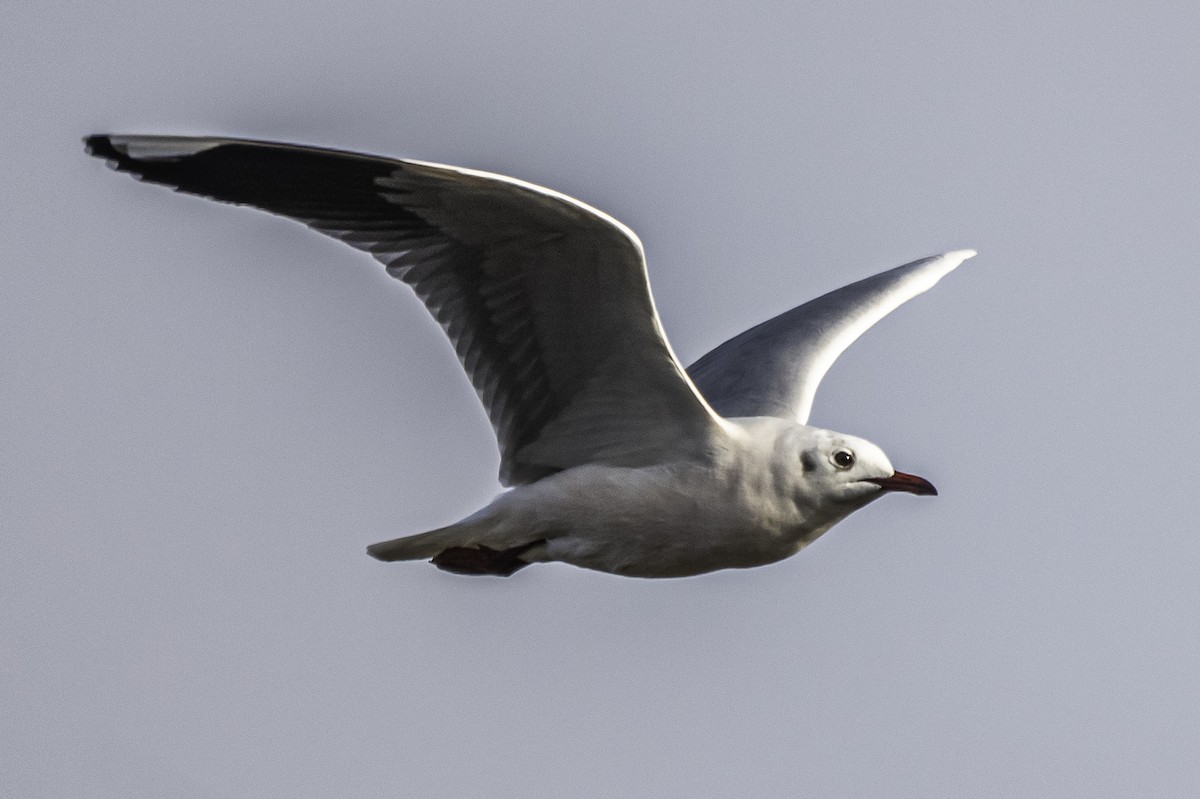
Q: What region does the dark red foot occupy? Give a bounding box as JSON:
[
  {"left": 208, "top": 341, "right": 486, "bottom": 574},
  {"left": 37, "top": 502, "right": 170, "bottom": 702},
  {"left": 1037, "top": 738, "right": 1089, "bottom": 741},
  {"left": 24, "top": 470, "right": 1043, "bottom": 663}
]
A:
[{"left": 431, "top": 541, "right": 542, "bottom": 577}]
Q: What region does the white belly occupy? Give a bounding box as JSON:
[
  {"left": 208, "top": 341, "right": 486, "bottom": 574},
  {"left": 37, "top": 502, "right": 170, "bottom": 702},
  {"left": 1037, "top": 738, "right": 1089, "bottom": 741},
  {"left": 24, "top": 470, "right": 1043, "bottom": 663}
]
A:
[{"left": 493, "top": 462, "right": 815, "bottom": 578}]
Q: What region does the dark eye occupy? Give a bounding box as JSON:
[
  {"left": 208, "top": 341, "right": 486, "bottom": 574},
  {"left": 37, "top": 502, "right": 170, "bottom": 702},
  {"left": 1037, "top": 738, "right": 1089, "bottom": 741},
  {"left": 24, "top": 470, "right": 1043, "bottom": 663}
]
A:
[{"left": 832, "top": 449, "right": 855, "bottom": 470}]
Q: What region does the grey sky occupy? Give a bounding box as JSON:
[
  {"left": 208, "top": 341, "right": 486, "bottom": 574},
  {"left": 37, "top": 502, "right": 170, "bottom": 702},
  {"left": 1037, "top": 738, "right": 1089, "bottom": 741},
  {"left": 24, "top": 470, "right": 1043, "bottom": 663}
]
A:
[{"left": 5, "top": 1, "right": 1199, "bottom": 796}]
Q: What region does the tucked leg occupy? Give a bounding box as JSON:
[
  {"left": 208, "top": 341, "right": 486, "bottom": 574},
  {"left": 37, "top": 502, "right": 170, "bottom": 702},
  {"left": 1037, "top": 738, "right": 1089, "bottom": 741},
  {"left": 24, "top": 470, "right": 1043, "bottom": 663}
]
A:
[{"left": 430, "top": 541, "right": 544, "bottom": 577}]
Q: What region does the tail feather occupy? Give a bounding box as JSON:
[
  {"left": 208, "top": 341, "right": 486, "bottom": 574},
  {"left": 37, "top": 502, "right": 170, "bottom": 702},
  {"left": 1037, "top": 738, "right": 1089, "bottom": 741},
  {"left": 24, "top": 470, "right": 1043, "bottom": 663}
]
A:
[
  {"left": 367, "top": 503, "right": 549, "bottom": 567},
  {"left": 367, "top": 524, "right": 469, "bottom": 562}
]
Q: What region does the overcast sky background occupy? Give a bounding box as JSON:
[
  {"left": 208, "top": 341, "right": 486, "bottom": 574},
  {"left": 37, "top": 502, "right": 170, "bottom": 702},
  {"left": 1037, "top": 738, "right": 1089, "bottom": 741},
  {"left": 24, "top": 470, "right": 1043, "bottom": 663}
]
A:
[{"left": 5, "top": 1, "right": 1200, "bottom": 796}]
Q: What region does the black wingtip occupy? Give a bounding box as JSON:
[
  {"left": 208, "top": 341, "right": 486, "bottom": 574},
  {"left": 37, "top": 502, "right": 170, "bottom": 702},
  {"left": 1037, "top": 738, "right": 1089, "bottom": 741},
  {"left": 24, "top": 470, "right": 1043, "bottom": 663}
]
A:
[
  {"left": 83, "top": 134, "right": 135, "bottom": 176},
  {"left": 83, "top": 134, "right": 119, "bottom": 160}
]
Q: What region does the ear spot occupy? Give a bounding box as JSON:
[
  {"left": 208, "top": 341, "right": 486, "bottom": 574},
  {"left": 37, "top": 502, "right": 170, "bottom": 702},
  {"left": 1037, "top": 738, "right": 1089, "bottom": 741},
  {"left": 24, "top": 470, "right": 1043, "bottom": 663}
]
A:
[{"left": 800, "top": 452, "right": 817, "bottom": 473}]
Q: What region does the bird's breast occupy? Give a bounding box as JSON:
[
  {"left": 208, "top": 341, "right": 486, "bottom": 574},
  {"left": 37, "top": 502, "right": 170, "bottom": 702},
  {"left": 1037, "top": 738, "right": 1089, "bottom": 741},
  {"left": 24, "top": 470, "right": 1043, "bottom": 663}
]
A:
[{"left": 520, "top": 459, "right": 816, "bottom": 577}]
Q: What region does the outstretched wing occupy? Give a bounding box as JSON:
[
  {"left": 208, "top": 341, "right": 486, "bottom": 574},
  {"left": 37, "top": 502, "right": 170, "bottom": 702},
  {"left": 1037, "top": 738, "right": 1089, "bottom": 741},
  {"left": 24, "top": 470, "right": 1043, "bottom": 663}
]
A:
[
  {"left": 86, "top": 135, "right": 728, "bottom": 485},
  {"left": 687, "top": 250, "right": 974, "bottom": 423}
]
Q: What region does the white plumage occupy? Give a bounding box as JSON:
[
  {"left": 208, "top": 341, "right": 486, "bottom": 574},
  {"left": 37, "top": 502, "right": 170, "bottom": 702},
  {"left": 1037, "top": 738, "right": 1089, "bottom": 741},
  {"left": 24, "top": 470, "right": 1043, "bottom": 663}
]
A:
[{"left": 86, "top": 134, "right": 970, "bottom": 578}]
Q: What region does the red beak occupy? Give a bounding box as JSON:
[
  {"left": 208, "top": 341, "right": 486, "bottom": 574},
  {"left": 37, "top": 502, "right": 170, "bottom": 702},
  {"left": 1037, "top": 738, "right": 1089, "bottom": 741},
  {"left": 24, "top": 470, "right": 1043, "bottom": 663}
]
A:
[{"left": 867, "top": 471, "right": 938, "bottom": 496}]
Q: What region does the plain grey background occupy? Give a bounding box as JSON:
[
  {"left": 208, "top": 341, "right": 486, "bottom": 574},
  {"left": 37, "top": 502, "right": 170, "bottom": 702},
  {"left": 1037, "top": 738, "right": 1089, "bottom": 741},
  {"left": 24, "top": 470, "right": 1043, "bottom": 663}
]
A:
[{"left": 5, "top": 1, "right": 1198, "bottom": 796}]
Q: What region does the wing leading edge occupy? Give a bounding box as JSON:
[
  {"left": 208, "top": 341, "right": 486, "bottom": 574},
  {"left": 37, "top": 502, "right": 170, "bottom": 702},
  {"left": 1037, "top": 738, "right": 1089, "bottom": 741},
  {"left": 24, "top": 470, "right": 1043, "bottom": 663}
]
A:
[
  {"left": 85, "top": 134, "right": 729, "bottom": 485},
  {"left": 687, "top": 250, "right": 974, "bottom": 423}
]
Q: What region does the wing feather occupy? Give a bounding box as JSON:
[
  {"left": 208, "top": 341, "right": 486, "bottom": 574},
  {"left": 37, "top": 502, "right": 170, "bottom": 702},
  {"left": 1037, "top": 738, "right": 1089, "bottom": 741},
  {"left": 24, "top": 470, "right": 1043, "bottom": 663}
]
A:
[
  {"left": 687, "top": 251, "right": 974, "bottom": 422},
  {"left": 85, "top": 134, "right": 727, "bottom": 485}
]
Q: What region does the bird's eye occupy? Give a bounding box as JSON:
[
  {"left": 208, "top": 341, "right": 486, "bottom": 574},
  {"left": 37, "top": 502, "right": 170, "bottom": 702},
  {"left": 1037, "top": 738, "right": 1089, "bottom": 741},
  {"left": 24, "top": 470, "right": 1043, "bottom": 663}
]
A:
[{"left": 832, "top": 449, "right": 855, "bottom": 470}]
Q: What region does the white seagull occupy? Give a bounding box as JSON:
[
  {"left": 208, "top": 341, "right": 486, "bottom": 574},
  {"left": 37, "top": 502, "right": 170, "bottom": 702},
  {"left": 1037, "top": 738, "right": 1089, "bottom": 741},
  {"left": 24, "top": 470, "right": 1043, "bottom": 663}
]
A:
[{"left": 86, "top": 134, "right": 972, "bottom": 578}]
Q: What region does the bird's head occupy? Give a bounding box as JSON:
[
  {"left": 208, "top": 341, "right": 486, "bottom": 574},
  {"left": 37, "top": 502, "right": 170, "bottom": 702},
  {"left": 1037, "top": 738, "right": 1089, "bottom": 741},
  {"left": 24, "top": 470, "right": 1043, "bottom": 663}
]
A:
[{"left": 790, "top": 426, "right": 937, "bottom": 510}]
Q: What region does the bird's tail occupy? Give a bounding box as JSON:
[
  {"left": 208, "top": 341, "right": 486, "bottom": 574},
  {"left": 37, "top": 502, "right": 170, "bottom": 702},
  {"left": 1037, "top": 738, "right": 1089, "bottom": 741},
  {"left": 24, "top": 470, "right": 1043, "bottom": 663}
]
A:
[
  {"left": 367, "top": 518, "right": 545, "bottom": 577},
  {"left": 367, "top": 524, "right": 470, "bottom": 562}
]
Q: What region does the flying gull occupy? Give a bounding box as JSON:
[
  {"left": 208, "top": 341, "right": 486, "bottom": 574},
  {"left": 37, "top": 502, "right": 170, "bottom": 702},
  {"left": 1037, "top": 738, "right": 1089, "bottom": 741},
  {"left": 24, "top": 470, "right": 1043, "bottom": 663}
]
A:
[{"left": 85, "top": 134, "right": 972, "bottom": 578}]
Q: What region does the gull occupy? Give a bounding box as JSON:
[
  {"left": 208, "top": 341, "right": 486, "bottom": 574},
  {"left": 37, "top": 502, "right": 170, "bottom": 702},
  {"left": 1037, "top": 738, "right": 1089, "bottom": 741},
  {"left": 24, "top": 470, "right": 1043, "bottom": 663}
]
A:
[{"left": 85, "top": 134, "right": 973, "bottom": 578}]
